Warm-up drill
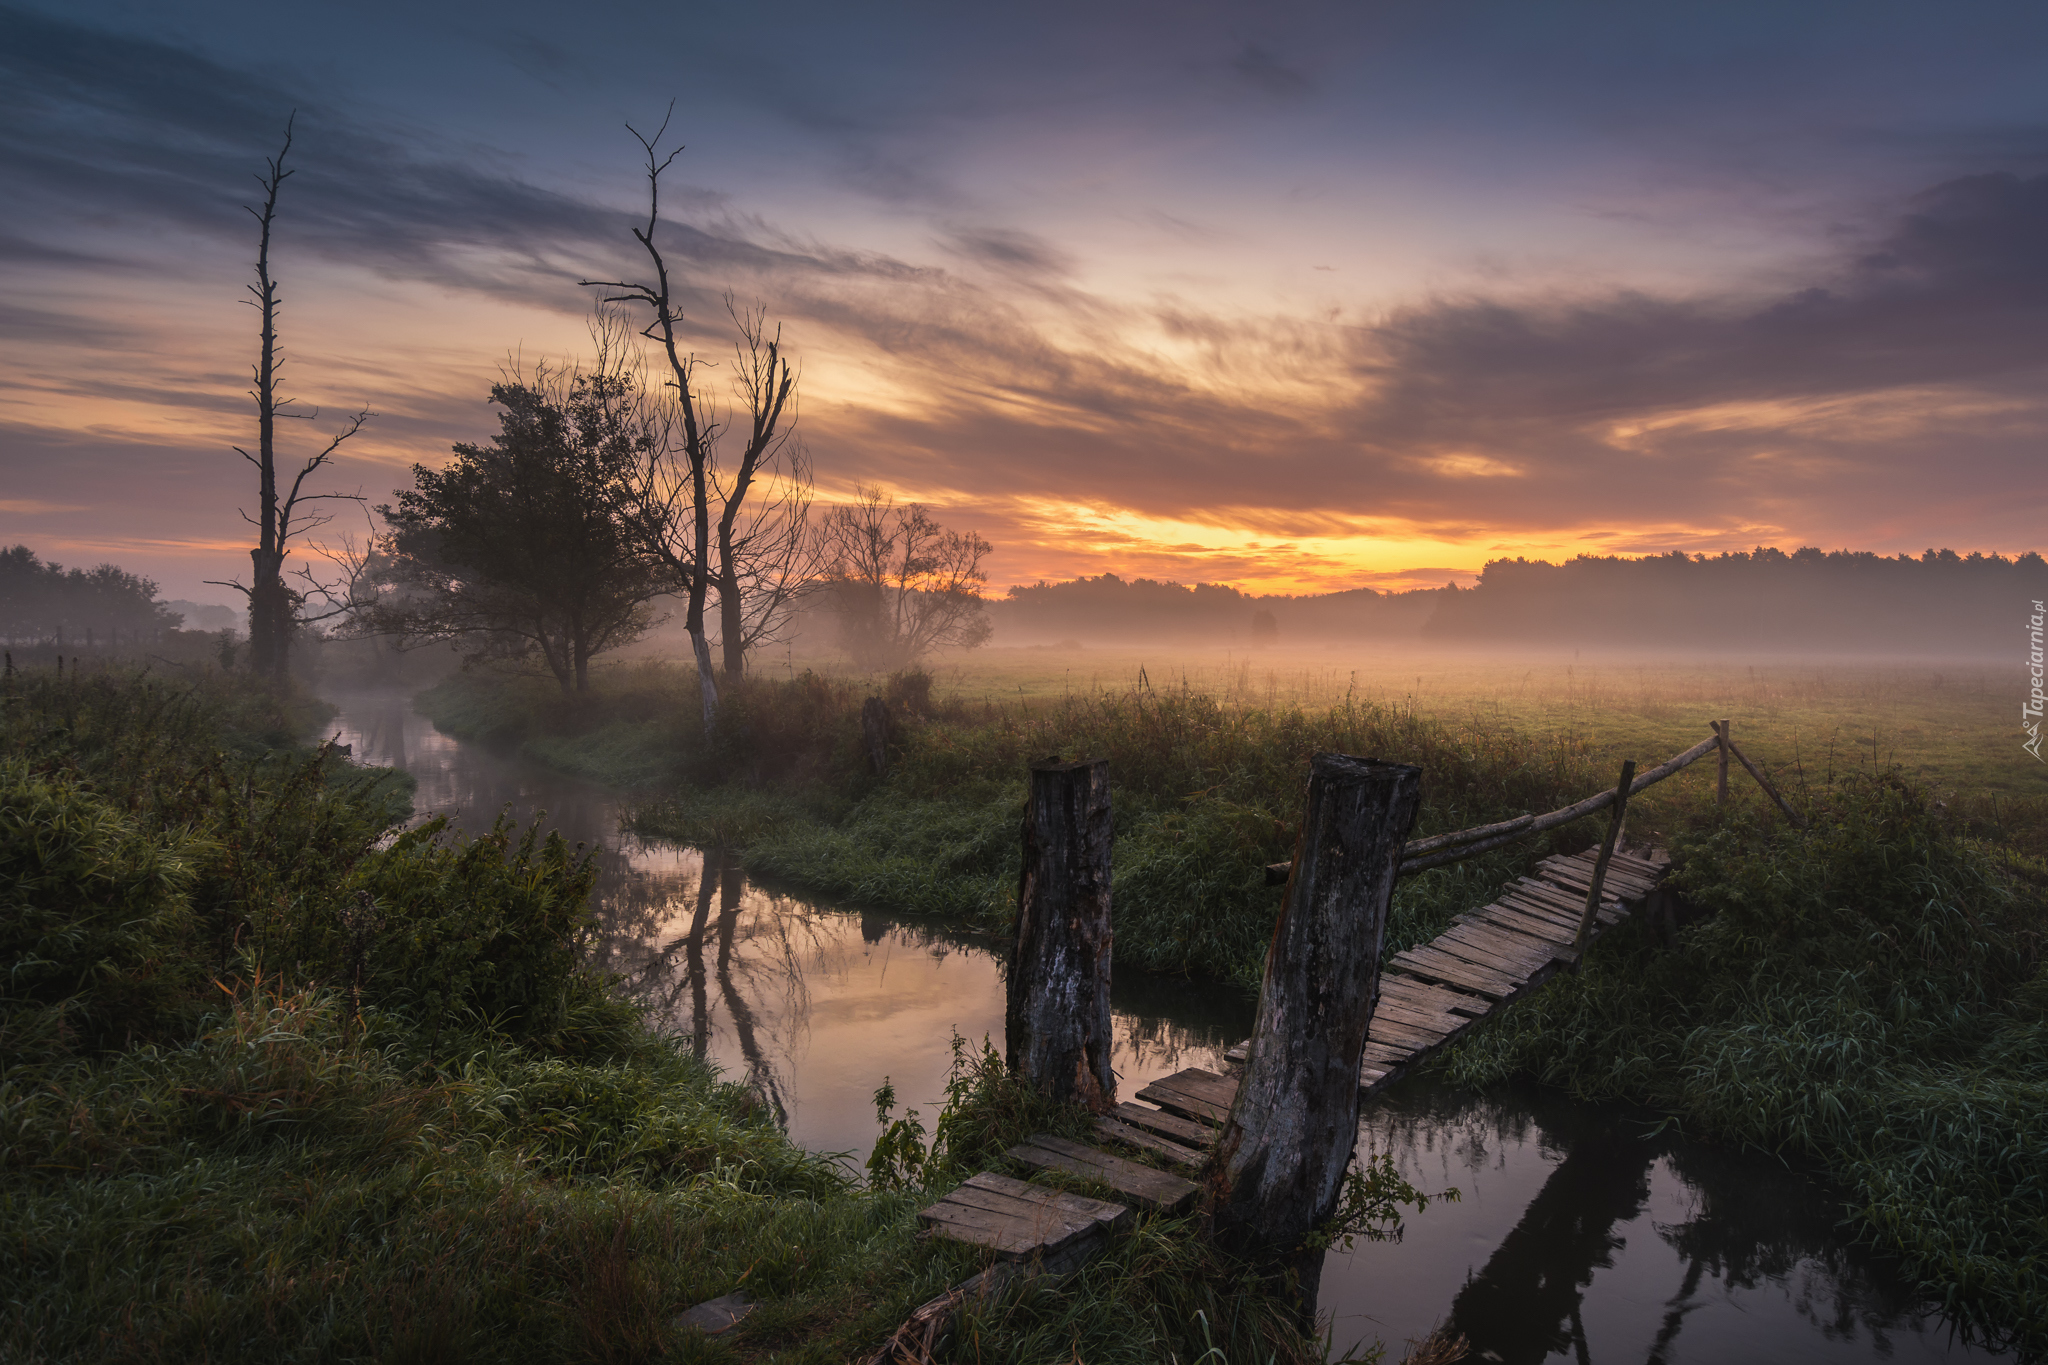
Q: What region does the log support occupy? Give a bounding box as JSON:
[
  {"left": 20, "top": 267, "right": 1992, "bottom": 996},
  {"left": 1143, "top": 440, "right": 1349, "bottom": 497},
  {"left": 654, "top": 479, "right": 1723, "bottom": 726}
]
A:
[
  {"left": 1206, "top": 752, "right": 1422, "bottom": 1322},
  {"left": 1572, "top": 759, "right": 1636, "bottom": 954},
  {"left": 1006, "top": 757, "right": 1116, "bottom": 1111}
]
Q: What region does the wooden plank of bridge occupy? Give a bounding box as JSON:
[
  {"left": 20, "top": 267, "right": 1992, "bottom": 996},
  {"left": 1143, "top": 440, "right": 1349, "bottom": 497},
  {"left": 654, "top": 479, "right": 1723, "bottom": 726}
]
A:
[
  {"left": 1106, "top": 1100, "right": 1215, "bottom": 1148},
  {"left": 1004, "top": 1133, "right": 1201, "bottom": 1212},
  {"left": 1134, "top": 1067, "right": 1237, "bottom": 1125},
  {"left": 1090, "top": 844, "right": 1675, "bottom": 1199},
  {"left": 917, "top": 1171, "right": 1130, "bottom": 1260},
  {"left": 1092, "top": 1115, "right": 1207, "bottom": 1171},
  {"left": 1213, "top": 844, "right": 1670, "bottom": 1102}
]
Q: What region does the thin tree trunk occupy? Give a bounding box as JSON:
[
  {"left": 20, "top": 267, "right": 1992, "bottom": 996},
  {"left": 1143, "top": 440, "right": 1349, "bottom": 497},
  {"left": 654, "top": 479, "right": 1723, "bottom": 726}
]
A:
[
  {"left": 1006, "top": 757, "right": 1116, "bottom": 1112},
  {"left": 247, "top": 129, "right": 288, "bottom": 686},
  {"left": 1206, "top": 752, "right": 1422, "bottom": 1320},
  {"left": 719, "top": 556, "right": 745, "bottom": 679},
  {"left": 689, "top": 627, "right": 719, "bottom": 731}
]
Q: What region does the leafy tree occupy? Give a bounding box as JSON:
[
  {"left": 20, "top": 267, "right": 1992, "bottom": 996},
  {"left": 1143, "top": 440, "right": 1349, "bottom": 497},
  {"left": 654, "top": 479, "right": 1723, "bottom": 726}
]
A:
[
  {"left": 820, "top": 485, "right": 994, "bottom": 670},
  {"left": 364, "top": 368, "right": 664, "bottom": 694}
]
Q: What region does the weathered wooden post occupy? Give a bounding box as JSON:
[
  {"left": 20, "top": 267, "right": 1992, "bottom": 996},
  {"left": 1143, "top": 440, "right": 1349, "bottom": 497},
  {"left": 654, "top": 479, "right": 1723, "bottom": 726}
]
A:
[
  {"left": 1716, "top": 717, "right": 1731, "bottom": 806},
  {"left": 1006, "top": 757, "right": 1116, "bottom": 1112},
  {"left": 1572, "top": 758, "right": 1637, "bottom": 954},
  {"left": 1207, "top": 752, "right": 1421, "bottom": 1319}
]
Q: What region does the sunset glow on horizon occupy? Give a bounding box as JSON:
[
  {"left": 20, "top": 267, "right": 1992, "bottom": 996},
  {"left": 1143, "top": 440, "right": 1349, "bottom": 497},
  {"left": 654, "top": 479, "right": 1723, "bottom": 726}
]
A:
[{"left": 4, "top": 1, "right": 2046, "bottom": 604}]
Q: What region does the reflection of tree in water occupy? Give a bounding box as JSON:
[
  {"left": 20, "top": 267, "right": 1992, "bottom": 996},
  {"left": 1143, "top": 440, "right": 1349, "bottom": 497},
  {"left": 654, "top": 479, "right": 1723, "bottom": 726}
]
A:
[
  {"left": 591, "top": 850, "right": 1257, "bottom": 1125},
  {"left": 1109, "top": 968, "right": 1256, "bottom": 1077},
  {"left": 1646, "top": 1143, "right": 1964, "bottom": 1362},
  {"left": 1360, "top": 1083, "right": 1992, "bottom": 1365},
  {"left": 1444, "top": 1112, "right": 1654, "bottom": 1365},
  {"left": 713, "top": 860, "right": 789, "bottom": 1127}
]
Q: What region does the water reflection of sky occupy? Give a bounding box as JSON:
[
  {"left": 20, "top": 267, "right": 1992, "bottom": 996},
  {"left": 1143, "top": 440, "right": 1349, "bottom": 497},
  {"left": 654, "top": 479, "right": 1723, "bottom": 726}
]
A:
[
  {"left": 325, "top": 688, "right": 2008, "bottom": 1364},
  {"left": 322, "top": 689, "right": 1251, "bottom": 1162},
  {"left": 1325, "top": 1083, "right": 2009, "bottom": 1363}
]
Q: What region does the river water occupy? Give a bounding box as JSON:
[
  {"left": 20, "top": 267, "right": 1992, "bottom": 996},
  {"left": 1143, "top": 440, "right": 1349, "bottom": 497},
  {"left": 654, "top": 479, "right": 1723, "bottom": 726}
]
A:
[{"left": 324, "top": 688, "right": 2008, "bottom": 1363}]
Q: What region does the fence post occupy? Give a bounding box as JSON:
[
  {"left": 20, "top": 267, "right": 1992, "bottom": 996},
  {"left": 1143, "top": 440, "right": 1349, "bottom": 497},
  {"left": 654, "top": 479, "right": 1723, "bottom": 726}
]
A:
[
  {"left": 1716, "top": 717, "right": 1731, "bottom": 806},
  {"left": 1006, "top": 757, "right": 1116, "bottom": 1112},
  {"left": 1207, "top": 752, "right": 1422, "bottom": 1320},
  {"left": 1572, "top": 759, "right": 1637, "bottom": 954}
]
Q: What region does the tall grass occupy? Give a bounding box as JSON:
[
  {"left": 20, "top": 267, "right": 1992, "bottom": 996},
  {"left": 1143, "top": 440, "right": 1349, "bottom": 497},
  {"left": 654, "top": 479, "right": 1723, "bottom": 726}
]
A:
[
  {"left": 607, "top": 667, "right": 1616, "bottom": 987},
  {"left": 3, "top": 663, "right": 1343, "bottom": 1363}
]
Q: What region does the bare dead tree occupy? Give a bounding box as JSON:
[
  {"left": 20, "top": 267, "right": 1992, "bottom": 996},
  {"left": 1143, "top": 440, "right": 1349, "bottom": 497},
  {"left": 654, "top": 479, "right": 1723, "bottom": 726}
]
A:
[
  {"left": 713, "top": 303, "right": 820, "bottom": 675},
  {"left": 820, "top": 486, "right": 994, "bottom": 670},
  {"left": 209, "top": 115, "right": 371, "bottom": 685},
  {"left": 580, "top": 110, "right": 719, "bottom": 728},
  {"left": 580, "top": 111, "right": 809, "bottom": 729}
]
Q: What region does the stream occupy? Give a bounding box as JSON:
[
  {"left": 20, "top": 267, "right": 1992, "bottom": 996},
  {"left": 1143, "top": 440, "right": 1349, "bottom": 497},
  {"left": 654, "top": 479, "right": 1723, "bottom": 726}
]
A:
[{"left": 324, "top": 687, "right": 2010, "bottom": 1363}]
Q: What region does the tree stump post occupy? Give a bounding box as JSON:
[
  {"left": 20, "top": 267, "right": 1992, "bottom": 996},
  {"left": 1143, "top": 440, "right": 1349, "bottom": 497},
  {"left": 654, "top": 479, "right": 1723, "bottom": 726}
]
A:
[
  {"left": 1006, "top": 757, "right": 1116, "bottom": 1112},
  {"left": 861, "top": 697, "right": 891, "bottom": 774},
  {"left": 1206, "top": 752, "right": 1422, "bottom": 1319}
]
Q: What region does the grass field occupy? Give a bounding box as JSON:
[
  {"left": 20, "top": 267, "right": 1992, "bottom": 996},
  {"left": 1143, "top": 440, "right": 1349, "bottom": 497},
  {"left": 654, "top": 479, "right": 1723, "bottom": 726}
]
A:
[{"left": 891, "top": 642, "right": 2046, "bottom": 794}]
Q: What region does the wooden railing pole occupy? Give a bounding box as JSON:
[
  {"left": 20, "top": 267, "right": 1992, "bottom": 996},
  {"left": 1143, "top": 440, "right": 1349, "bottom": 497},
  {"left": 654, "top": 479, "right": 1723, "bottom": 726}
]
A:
[
  {"left": 1712, "top": 724, "right": 1809, "bottom": 829},
  {"left": 1208, "top": 752, "right": 1422, "bottom": 1322},
  {"left": 1006, "top": 757, "right": 1116, "bottom": 1112},
  {"left": 1572, "top": 759, "right": 1637, "bottom": 954},
  {"left": 1717, "top": 717, "right": 1730, "bottom": 806}
]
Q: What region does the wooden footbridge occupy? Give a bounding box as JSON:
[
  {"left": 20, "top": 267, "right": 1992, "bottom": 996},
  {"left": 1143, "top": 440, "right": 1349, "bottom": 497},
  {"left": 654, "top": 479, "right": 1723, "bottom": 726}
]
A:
[{"left": 866, "top": 724, "right": 1793, "bottom": 1360}]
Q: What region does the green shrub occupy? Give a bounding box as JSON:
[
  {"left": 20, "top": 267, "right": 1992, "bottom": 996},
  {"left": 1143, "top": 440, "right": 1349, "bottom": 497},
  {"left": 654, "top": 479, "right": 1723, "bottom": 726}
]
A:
[
  {"left": 0, "top": 765, "right": 203, "bottom": 1056},
  {"left": 332, "top": 813, "right": 609, "bottom": 1044}
]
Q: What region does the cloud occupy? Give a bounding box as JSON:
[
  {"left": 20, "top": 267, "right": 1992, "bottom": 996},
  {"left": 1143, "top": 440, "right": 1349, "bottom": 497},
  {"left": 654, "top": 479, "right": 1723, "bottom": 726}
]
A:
[
  {"left": 6, "top": 2, "right": 2047, "bottom": 598},
  {"left": 939, "top": 226, "right": 1074, "bottom": 277},
  {"left": 1231, "top": 45, "right": 1312, "bottom": 99}
]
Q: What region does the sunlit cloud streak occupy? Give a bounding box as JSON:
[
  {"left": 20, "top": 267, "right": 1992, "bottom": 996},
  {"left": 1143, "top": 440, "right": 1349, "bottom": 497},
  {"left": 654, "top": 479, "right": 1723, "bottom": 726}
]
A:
[{"left": 2, "top": 1, "right": 2046, "bottom": 602}]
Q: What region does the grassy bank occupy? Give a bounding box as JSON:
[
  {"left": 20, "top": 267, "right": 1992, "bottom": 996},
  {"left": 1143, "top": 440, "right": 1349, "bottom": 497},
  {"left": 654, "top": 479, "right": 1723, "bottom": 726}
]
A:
[
  {"left": 420, "top": 658, "right": 2047, "bottom": 1353},
  {"left": 420, "top": 664, "right": 1635, "bottom": 989},
  {"left": 2, "top": 665, "right": 1330, "bottom": 1364}
]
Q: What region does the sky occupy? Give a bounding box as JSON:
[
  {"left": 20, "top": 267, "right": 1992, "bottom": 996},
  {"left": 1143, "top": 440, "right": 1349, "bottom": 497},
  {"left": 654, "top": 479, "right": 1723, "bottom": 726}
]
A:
[{"left": 4, "top": 0, "right": 2047, "bottom": 603}]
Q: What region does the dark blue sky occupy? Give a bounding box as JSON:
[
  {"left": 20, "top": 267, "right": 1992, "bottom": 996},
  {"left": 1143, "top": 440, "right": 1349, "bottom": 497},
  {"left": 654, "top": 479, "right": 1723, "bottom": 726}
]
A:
[{"left": 5, "top": 0, "right": 2046, "bottom": 597}]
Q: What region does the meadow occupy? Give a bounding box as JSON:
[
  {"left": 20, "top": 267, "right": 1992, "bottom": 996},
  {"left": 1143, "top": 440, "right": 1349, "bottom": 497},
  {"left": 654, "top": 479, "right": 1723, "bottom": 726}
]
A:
[{"left": 416, "top": 640, "right": 2048, "bottom": 1354}]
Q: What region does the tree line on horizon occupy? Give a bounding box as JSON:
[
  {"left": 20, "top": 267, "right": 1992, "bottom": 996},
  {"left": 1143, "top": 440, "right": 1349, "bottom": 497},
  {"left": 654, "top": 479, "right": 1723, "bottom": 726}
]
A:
[
  {"left": 0, "top": 546, "right": 181, "bottom": 650},
  {"left": 987, "top": 547, "right": 2047, "bottom": 653}
]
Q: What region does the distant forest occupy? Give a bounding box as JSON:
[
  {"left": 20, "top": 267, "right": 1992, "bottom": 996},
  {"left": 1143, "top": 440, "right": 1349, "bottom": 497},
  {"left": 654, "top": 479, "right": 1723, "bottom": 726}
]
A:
[
  {"left": 989, "top": 574, "right": 1445, "bottom": 645},
  {"left": 0, "top": 546, "right": 181, "bottom": 648},
  {"left": 990, "top": 548, "right": 2046, "bottom": 654}
]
